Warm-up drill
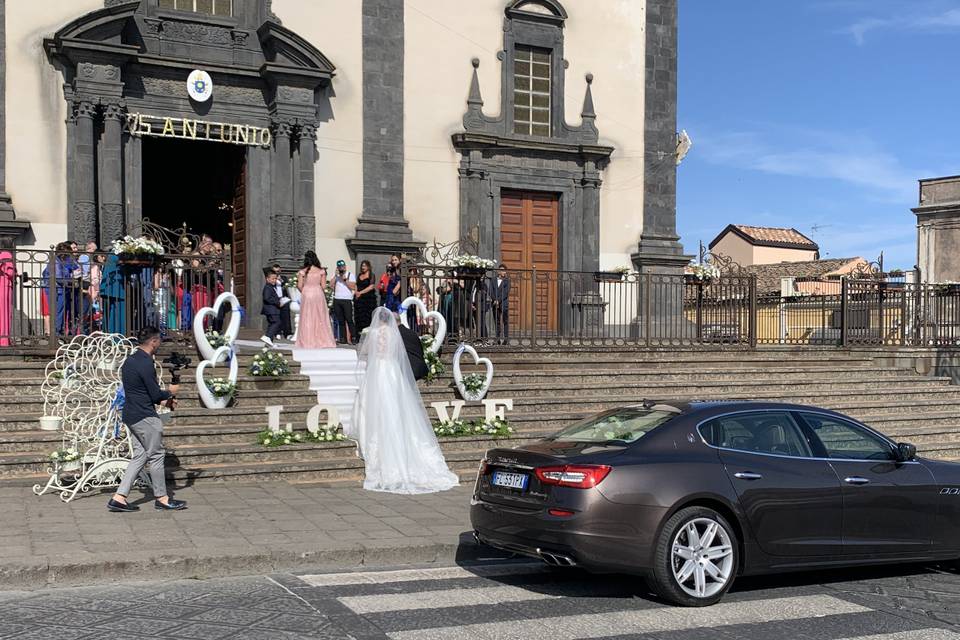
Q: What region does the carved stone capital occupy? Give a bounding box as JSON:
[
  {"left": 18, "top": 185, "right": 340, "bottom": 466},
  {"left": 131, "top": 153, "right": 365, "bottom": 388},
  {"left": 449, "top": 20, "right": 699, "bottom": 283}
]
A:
[
  {"left": 271, "top": 118, "right": 295, "bottom": 138},
  {"left": 73, "top": 100, "right": 98, "bottom": 120},
  {"left": 102, "top": 102, "right": 126, "bottom": 121},
  {"left": 297, "top": 123, "right": 317, "bottom": 141}
]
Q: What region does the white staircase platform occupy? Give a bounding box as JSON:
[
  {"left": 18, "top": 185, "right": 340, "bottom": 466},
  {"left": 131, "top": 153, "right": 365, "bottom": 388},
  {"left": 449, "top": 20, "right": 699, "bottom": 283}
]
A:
[{"left": 291, "top": 347, "right": 363, "bottom": 431}]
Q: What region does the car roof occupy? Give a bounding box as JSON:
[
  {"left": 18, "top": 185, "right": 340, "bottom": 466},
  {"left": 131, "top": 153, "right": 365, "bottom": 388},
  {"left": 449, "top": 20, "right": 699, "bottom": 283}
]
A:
[{"left": 625, "top": 400, "right": 840, "bottom": 418}]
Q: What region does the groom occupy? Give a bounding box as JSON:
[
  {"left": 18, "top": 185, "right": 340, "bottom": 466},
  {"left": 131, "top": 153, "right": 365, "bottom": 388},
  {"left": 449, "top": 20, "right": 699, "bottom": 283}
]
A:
[{"left": 395, "top": 312, "right": 429, "bottom": 381}]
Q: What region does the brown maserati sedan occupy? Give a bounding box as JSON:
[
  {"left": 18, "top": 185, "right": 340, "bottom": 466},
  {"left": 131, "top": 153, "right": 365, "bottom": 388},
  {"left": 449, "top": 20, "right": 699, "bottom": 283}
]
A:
[{"left": 471, "top": 401, "right": 960, "bottom": 606}]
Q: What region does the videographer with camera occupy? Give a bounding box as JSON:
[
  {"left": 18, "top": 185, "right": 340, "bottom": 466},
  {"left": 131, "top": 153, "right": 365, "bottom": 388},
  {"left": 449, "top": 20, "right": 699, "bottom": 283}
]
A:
[
  {"left": 331, "top": 259, "right": 357, "bottom": 345},
  {"left": 107, "top": 326, "right": 187, "bottom": 513}
]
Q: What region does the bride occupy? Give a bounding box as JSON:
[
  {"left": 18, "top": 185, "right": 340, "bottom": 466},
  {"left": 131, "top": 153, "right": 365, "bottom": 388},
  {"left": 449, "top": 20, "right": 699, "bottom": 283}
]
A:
[{"left": 349, "top": 307, "right": 459, "bottom": 494}]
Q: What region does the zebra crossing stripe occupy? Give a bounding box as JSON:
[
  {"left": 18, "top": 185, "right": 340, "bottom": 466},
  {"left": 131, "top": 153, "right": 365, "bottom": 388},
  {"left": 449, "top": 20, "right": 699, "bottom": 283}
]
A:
[
  {"left": 845, "top": 632, "right": 960, "bottom": 640},
  {"left": 385, "top": 594, "right": 868, "bottom": 640},
  {"left": 299, "top": 563, "right": 545, "bottom": 587},
  {"left": 340, "top": 584, "right": 559, "bottom": 614}
]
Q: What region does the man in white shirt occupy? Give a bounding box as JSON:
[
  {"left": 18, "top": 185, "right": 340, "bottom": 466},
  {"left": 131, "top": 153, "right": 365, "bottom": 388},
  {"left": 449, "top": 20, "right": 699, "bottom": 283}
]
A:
[{"left": 332, "top": 259, "right": 357, "bottom": 344}]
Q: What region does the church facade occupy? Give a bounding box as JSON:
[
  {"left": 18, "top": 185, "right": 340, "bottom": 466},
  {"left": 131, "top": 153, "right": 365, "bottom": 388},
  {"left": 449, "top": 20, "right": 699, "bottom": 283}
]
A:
[{"left": 0, "top": 0, "right": 686, "bottom": 312}]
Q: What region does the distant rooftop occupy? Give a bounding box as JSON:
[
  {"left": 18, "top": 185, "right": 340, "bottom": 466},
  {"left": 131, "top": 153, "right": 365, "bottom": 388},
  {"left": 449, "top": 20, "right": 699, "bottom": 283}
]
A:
[
  {"left": 745, "top": 257, "right": 865, "bottom": 295},
  {"left": 709, "top": 224, "right": 819, "bottom": 251}
]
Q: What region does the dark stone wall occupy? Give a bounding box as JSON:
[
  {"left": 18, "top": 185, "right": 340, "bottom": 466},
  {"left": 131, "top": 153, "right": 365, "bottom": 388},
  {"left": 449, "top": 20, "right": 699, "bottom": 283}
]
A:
[{"left": 361, "top": 0, "right": 404, "bottom": 219}]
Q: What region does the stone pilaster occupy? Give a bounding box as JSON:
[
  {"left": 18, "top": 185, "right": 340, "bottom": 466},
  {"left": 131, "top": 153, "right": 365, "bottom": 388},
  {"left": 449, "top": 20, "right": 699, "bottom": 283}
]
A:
[
  {"left": 71, "top": 99, "right": 99, "bottom": 245},
  {"left": 270, "top": 118, "right": 295, "bottom": 264},
  {"left": 99, "top": 101, "right": 125, "bottom": 247},
  {"left": 631, "top": 0, "right": 692, "bottom": 275},
  {"left": 347, "top": 0, "right": 422, "bottom": 268},
  {"left": 293, "top": 122, "right": 317, "bottom": 258},
  {"left": 0, "top": 0, "right": 26, "bottom": 248}
]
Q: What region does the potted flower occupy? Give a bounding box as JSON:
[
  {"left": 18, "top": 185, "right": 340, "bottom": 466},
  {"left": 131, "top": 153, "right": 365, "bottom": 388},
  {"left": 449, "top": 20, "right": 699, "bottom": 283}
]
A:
[
  {"left": 450, "top": 255, "right": 496, "bottom": 278},
  {"left": 50, "top": 447, "right": 81, "bottom": 473},
  {"left": 595, "top": 266, "right": 631, "bottom": 282},
  {"left": 285, "top": 273, "right": 301, "bottom": 302},
  {"left": 685, "top": 263, "right": 720, "bottom": 284}
]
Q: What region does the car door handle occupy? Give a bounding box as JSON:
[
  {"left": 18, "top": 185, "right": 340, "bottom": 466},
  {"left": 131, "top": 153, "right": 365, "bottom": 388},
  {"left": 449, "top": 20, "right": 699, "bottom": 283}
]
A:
[
  {"left": 844, "top": 476, "right": 871, "bottom": 485},
  {"left": 734, "top": 472, "right": 763, "bottom": 480}
]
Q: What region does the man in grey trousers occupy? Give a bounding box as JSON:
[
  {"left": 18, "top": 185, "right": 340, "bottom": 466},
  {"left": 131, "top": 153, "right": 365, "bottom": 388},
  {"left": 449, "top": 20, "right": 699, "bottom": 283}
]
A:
[{"left": 108, "top": 326, "right": 187, "bottom": 512}]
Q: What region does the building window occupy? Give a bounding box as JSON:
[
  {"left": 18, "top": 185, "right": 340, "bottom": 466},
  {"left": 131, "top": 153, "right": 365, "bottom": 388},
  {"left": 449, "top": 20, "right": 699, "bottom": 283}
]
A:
[
  {"left": 158, "top": 0, "right": 233, "bottom": 17},
  {"left": 513, "top": 46, "right": 551, "bottom": 136}
]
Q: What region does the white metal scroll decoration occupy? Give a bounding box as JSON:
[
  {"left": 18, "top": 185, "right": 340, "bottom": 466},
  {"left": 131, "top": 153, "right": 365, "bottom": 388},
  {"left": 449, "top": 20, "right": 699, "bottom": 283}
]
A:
[
  {"left": 452, "top": 343, "right": 494, "bottom": 402},
  {"left": 193, "top": 291, "right": 241, "bottom": 362},
  {"left": 399, "top": 295, "right": 446, "bottom": 353},
  {"left": 33, "top": 332, "right": 143, "bottom": 503}
]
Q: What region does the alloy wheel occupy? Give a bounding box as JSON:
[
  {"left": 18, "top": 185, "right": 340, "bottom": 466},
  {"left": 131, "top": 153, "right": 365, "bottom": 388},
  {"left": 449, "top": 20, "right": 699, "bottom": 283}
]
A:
[{"left": 670, "top": 516, "right": 735, "bottom": 599}]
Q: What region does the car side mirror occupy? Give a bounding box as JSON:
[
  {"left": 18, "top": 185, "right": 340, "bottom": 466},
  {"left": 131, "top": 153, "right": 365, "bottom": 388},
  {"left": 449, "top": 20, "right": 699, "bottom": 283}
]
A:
[{"left": 896, "top": 442, "right": 917, "bottom": 462}]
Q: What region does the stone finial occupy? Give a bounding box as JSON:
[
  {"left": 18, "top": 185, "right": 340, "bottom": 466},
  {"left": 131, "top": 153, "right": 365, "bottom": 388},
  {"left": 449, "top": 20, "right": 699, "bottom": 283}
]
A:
[
  {"left": 467, "top": 58, "right": 483, "bottom": 107},
  {"left": 581, "top": 73, "right": 596, "bottom": 120}
]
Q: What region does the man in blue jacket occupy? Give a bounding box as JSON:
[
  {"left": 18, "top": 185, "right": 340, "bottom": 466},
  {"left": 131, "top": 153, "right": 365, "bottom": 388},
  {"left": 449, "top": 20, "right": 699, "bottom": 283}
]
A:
[{"left": 108, "top": 326, "right": 185, "bottom": 512}]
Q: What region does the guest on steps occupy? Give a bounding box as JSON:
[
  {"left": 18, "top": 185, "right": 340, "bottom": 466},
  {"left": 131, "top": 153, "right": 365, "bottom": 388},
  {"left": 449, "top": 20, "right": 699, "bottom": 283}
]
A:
[{"left": 295, "top": 251, "right": 337, "bottom": 350}]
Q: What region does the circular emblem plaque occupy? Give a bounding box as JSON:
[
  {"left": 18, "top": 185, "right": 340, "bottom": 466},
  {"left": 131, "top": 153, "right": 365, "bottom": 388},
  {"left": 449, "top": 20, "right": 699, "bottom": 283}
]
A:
[{"left": 187, "top": 70, "right": 213, "bottom": 102}]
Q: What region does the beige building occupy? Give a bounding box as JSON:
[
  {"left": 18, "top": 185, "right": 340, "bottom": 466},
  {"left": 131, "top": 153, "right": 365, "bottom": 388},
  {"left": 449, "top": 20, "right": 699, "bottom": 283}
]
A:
[
  {"left": 0, "top": 0, "right": 686, "bottom": 315},
  {"left": 709, "top": 224, "right": 819, "bottom": 267}
]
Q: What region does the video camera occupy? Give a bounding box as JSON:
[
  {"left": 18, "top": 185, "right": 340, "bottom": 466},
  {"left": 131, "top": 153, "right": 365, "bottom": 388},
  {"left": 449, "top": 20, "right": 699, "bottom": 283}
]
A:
[{"left": 161, "top": 352, "right": 191, "bottom": 385}]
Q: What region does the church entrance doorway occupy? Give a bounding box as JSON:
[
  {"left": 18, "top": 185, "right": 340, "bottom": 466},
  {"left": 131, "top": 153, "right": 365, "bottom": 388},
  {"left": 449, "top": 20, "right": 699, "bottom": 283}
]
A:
[{"left": 141, "top": 137, "right": 248, "bottom": 305}]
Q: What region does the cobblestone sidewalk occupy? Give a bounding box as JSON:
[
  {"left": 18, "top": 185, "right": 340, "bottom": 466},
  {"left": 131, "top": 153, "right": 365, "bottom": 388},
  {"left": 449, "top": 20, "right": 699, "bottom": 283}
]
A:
[{"left": 0, "top": 482, "right": 480, "bottom": 590}]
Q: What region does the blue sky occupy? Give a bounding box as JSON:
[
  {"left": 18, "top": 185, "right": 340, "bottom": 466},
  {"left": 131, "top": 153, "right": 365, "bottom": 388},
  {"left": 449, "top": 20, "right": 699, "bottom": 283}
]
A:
[{"left": 677, "top": 0, "right": 960, "bottom": 269}]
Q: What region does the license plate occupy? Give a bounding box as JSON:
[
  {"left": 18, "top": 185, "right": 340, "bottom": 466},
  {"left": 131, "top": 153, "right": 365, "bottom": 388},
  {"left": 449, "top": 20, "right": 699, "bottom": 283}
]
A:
[{"left": 492, "top": 471, "right": 528, "bottom": 490}]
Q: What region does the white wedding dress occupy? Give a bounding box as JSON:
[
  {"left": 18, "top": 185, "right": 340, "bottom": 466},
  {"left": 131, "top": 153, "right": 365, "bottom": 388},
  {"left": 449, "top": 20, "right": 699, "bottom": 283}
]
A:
[{"left": 348, "top": 308, "right": 459, "bottom": 494}]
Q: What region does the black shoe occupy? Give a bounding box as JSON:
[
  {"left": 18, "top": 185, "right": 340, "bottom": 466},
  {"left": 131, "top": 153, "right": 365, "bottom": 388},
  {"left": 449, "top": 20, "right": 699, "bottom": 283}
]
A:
[
  {"left": 107, "top": 498, "right": 139, "bottom": 513},
  {"left": 155, "top": 498, "right": 187, "bottom": 511}
]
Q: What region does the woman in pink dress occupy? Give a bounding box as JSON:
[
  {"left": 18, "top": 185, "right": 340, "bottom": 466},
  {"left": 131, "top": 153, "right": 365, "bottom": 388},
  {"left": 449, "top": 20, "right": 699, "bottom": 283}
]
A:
[
  {"left": 295, "top": 251, "right": 336, "bottom": 349},
  {"left": 0, "top": 250, "right": 14, "bottom": 346}
]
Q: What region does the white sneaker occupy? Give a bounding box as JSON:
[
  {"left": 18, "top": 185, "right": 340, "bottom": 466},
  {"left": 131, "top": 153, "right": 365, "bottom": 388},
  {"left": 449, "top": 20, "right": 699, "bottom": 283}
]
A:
[{"left": 259, "top": 335, "right": 275, "bottom": 348}]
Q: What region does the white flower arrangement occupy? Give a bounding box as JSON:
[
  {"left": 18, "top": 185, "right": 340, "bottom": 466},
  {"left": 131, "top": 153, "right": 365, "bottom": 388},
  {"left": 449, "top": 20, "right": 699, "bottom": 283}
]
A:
[
  {"left": 433, "top": 418, "right": 512, "bottom": 438},
  {"left": 421, "top": 335, "right": 444, "bottom": 383},
  {"left": 248, "top": 348, "right": 291, "bottom": 377},
  {"left": 449, "top": 254, "right": 497, "bottom": 270},
  {"left": 256, "top": 424, "right": 347, "bottom": 447},
  {"left": 205, "top": 330, "right": 233, "bottom": 349},
  {"left": 686, "top": 263, "right": 720, "bottom": 282},
  {"left": 49, "top": 448, "right": 80, "bottom": 463},
  {"left": 205, "top": 377, "right": 236, "bottom": 399},
  {"left": 112, "top": 235, "right": 165, "bottom": 256},
  {"left": 462, "top": 373, "right": 487, "bottom": 394}
]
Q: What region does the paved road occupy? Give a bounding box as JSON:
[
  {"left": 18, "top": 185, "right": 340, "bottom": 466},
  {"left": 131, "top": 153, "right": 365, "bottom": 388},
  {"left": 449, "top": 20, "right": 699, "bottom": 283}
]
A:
[{"left": 2, "top": 561, "right": 960, "bottom": 639}]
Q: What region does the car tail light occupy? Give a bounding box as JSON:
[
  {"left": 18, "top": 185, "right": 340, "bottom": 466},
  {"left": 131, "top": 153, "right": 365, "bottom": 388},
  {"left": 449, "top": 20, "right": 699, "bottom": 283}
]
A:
[
  {"left": 535, "top": 464, "right": 611, "bottom": 489},
  {"left": 548, "top": 508, "right": 575, "bottom": 517}
]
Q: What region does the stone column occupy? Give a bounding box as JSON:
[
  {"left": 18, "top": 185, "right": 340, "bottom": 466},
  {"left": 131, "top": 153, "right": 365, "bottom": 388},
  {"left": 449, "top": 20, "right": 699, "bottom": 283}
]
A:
[
  {"left": 293, "top": 122, "right": 317, "bottom": 258},
  {"left": 270, "top": 118, "right": 295, "bottom": 264},
  {"left": 346, "top": 0, "right": 422, "bottom": 268},
  {"left": 99, "top": 102, "right": 125, "bottom": 246},
  {"left": 0, "top": 0, "right": 26, "bottom": 248},
  {"left": 71, "top": 99, "right": 99, "bottom": 245},
  {"left": 631, "top": 0, "right": 691, "bottom": 275}
]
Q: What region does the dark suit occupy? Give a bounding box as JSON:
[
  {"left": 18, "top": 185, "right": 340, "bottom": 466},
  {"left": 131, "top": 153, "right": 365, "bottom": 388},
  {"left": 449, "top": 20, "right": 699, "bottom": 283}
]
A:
[
  {"left": 399, "top": 324, "right": 429, "bottom": 381},
  {"left": 274, "top": 276, "right": 293, "bottom": 337},
  {"left": 262, "top": 283, "right": 283, "bottom": 340},
  {"left": 488, "top": 275, "right": 510, "bottom": 341}
]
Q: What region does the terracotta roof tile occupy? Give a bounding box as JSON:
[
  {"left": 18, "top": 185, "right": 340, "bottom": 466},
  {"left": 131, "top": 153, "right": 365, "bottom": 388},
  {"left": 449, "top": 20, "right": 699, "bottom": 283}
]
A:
[
  {"left": 709, "top": 224, "right": 819, "bottom": 250},
  {"left": 745, "top": 258, "right": 866, "bottom": 295}
]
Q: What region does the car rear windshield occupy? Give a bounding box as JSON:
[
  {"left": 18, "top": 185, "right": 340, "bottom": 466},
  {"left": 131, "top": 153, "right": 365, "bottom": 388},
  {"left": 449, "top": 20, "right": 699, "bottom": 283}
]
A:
[{"left": 549, "top": 406, "right": 680, "bottom": 444}]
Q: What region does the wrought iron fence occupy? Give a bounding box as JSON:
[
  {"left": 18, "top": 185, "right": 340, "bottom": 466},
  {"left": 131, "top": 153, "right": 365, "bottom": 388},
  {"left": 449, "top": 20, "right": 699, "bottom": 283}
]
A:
[{"left": 0, "top": 249, "right": 231, "bottom": 348}]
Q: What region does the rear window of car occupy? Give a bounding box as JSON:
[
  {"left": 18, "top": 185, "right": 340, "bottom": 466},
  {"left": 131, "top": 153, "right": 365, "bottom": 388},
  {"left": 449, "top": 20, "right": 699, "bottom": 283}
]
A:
[{"left": 549, "top": 406, "right": 680, "bottom": 443}]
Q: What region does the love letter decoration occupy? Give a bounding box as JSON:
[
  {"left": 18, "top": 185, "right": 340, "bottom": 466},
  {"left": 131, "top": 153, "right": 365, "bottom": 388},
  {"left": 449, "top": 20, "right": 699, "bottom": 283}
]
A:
[
  {"left": 193, "top": 292, "right": 241, "bottom": 363},
  {"left": 453, "top": 343, "right": 494, "bottom": 402},
  {"left": 399, "top": 296, "right": 445, "bottom": 354}
]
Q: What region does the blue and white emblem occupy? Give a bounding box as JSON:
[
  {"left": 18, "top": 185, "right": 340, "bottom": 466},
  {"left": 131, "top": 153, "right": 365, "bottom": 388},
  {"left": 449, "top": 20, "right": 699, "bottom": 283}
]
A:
[{"left": 187, "top": 69, "right": 213, "bottom": 102}]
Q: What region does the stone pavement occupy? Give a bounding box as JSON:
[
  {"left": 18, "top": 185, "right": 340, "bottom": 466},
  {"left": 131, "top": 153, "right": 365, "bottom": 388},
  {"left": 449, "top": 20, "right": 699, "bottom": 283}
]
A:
[{"left": 0, "top": 482, "right": 482, "bottom": 590}]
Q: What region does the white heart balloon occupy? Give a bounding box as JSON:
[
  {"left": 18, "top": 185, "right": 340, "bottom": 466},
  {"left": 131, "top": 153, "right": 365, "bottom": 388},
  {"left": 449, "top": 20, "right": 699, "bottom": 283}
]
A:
[
  {"left": 453, "top": 343, "right": 494, "bottom": 402},
  {"left": 193, "top": 292, "right": 241, "bottom": 363},
  {"left": 196, "top": 345, "right": 238, "bottom": 410},
  {"left": 399, "top": 295, "right": 446, "bottom": 354}
]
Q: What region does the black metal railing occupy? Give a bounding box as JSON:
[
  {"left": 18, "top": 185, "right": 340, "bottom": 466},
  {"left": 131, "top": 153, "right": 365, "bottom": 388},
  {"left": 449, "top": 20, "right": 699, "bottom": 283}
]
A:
[{"left": 0, "top": 249, "right": 232, "bottom": 347}]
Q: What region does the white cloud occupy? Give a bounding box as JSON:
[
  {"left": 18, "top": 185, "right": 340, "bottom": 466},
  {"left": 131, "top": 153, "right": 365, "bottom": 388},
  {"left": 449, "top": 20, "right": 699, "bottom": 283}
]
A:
[
  {"left": 696, "top": 130, "right": 921, "bottom": 204},
  {"left": 843, "top": 7, "right": 960, "bottom": 44}
]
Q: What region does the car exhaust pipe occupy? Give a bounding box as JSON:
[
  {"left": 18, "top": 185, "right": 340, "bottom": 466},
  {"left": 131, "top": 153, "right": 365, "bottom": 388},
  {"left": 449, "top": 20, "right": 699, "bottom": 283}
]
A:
[{"left": 537, "top": 548, "right": 576, "bottom": 567}]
